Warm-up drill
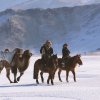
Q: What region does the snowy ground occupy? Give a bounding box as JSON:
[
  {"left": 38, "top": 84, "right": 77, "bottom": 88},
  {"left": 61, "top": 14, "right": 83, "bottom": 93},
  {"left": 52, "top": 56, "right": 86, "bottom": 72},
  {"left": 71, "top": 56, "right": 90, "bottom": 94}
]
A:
[{"left": 0, "top": 55, "right": 100, "bottom": 100}]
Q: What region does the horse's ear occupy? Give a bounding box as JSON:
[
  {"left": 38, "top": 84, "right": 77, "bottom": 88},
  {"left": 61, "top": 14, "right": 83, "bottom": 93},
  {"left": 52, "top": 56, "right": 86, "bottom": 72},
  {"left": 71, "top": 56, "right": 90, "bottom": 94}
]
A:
[
  {"left": 78, "top": 54, "right": 81, "bottom": 57},
  {"left": 30, "top": 53, "right": 33, "bottom": 56}
]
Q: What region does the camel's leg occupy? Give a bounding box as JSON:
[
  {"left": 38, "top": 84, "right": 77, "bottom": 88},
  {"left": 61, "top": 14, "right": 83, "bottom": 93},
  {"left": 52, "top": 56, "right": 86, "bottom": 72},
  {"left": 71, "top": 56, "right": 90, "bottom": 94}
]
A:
[
  {"left": 17, "top": 72, "right": 24, "bottom": 82},
  {"left": 66, "top": 70, "right": 69, "bottom": 82},
  {"left": 58, "top": 69, "right": 62, "bottom": 82},
  {"left": 40, "top": 72, "right": 44, "bottom": 83},
  {"left": 13, "top": 67, "right": 18, "bottom": 83},
  {"left": 11, "top": 66, "right": 18, "bottom": 83},
  {"left": 6, "top": 68, "right": 13, "bottom": 83},
  {"left": 0, "top": 65, "right": 4, "bottom": 74},
  {"left": 14, "top": 73, "right": 18, "bottom": 83},
  {"left": 72, "top": 70, "right": 76, "bottom": 82}
]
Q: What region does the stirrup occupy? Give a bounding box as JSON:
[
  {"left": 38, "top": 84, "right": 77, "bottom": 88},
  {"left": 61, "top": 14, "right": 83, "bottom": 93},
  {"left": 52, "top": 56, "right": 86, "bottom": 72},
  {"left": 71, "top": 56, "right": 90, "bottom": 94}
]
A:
[{"left": 61, "top": 62, "right": 65, "bottom": 67}]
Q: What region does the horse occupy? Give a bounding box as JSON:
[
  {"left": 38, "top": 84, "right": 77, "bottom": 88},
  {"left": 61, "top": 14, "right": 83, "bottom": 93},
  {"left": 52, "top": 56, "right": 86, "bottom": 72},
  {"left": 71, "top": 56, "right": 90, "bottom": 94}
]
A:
[
  {"left": 57, "top": 54, "right": 83, "bottom": 82},
  {"left": 33, "top": 54, "right": 58, "bottom": 85},
  {"left": 11, "top": 50, "right": 32, "bottom": 83}
]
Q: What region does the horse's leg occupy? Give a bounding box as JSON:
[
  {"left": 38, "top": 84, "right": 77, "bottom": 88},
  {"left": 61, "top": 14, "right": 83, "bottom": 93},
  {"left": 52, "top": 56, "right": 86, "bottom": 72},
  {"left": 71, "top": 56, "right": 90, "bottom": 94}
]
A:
[
  {"left": 47, "top": 73, "right": 54, "bottom": 85},
  {"left": 47, "top": 74, "right": 50, "bottom": 84},
  {"left": 49, "top": 72, "right": 54, "bottom": 85},
  {"left": 17, "top": 72, "right": 24, "bottom": 82},
  {"left": 66, "top": 70, "right": 69, "bottom": 82},
  {"left": 51, "top": 74, "right": 54, "bottom": 85},
  {"left": 72, "top": 70, "right": 76, "bottom": 82},
  {"left": 40, "top": 72, "right": 44, "bottom": 83},
  {"left": 33, "top": 65, "right": 39, "bottom": 84},
  {"left": 6, "top": 68, "right": 13, "bottom": 83},
  {"left": 58, "top": 69, "right": 62, "bottom": 82}
]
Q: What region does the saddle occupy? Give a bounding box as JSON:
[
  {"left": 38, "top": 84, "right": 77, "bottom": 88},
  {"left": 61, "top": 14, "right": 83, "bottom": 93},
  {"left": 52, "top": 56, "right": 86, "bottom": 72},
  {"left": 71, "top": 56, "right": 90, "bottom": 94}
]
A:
[
  {"left": 41, "top": 56, "right": 51, "bottom": 67},
  {"left": 62, "top": 57, "right": 70, "bottom": 67}
]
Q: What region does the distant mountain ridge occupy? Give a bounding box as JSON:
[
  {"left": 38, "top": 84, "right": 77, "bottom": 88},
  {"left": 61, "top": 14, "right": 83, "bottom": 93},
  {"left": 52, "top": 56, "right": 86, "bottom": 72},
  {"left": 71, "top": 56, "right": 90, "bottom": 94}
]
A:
[
  {"left": 11, "top": 0, "right": 100, "bottom": 10},
  {"left": 0, "top": 4, "right": 100, "bottom": 54}
]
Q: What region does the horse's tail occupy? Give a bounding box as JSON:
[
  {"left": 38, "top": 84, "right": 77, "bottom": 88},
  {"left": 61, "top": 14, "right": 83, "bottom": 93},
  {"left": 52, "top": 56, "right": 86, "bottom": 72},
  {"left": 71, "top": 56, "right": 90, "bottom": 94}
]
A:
[{"left": 33, "top": 60, "right": 39, "bottom": 79}]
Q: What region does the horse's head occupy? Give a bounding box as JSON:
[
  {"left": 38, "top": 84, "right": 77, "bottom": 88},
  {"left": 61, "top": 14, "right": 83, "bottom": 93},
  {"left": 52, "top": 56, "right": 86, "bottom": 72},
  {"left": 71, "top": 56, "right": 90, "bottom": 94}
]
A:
[
  {"left": 51, "top": 54, "right": 58, "bottom": 67},
  {"left": 74, "top": 54, "right": 83, "bottom": 65}
]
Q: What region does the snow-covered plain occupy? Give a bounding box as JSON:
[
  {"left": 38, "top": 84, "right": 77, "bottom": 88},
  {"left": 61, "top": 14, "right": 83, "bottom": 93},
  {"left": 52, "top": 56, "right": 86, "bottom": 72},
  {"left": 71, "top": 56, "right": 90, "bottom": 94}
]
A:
[{"left": 0, "top": 55, "right": 100, "bottom": 100}]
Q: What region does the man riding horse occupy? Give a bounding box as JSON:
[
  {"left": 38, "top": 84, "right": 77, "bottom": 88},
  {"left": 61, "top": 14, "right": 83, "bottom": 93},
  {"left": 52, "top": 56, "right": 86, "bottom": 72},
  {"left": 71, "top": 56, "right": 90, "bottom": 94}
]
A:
[
  {"left": 40, "top": 40, "right": 53, "bottom": 67},
  {"left": 62, "top": 43, "right": 70, "bottom": 66}
]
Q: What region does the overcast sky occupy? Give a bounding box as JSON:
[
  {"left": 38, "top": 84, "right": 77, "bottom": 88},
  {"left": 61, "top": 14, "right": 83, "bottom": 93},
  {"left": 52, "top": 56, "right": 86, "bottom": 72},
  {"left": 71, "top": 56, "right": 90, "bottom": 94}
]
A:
[
  {"left": 0, "top": 0, "right": 28, "bottom": 11},
  {"left": 0, "top": 0, "right": 100, "bottom": 12}
]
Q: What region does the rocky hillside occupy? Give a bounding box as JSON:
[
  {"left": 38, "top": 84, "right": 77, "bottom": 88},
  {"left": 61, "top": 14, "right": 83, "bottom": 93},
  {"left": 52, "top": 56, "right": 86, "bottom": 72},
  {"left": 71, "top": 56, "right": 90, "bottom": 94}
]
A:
[{"left": 0, "top": 4, "right": 100, "bottom": 54}]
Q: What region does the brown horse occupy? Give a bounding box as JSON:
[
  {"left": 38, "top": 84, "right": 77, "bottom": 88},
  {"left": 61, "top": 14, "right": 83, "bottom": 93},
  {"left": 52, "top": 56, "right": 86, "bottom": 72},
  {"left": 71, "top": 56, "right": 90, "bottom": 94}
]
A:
[
  {"left": 58, "top": 54, "right": 83, "bottom": 82},
  {"left": 33, "top": 54, "right": 58, "bottom": 85},
  {"left": 11, "top": 50, "right": 32, "bottom": 83},
  {"left": 0, "top": 60, "right": 13, "bottom": 83}
]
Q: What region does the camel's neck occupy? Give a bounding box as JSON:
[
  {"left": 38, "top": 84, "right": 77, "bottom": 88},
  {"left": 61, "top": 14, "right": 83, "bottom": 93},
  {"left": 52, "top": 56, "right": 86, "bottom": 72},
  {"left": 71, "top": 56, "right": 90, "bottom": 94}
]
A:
[
  {"left": 19, "top": 56, "right": 30, "bottom": 71},
  {"left": 23, "top": 57, "right": 30, "bottom": 66}
]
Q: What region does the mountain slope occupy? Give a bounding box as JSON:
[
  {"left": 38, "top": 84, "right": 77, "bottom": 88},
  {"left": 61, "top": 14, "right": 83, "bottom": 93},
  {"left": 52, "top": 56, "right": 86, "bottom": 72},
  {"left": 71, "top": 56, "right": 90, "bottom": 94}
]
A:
[{"left": 0, "top": 4, "right": 100, "bottom": 53}]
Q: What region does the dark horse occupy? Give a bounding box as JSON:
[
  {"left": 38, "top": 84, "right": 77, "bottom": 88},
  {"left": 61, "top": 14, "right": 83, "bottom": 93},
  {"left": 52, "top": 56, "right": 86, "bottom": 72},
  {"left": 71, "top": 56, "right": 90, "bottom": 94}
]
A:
[
  {"left": 58, "top": 54, "right": 83, "bottom": 82},
  {"left": 33, "top": 54, "right": 58, "bottom": 85}
]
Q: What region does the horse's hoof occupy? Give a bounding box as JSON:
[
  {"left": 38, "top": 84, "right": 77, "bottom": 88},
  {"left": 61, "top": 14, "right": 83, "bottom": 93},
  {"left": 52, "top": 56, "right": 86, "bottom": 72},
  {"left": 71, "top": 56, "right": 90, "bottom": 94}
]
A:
[
  {"left": 36, "top": 82, "right": 39, "bottom": 84},
  {"left": 47, "top": 80, "right": 49, "bottom": 84},
  {"left": 66, "top": 81, "right": 69, "bottom": 83},
  {"left": 60, "top": 80, "right": 62, "bottom": 82},
  {"left": 17, "top": 77, "right": 20, "bottom": 81},
  {"left": 51, "top": 83, "right": 54, "bottom": 85},
  {"left": 36, "top": 80, "right": 39, "bottom": 84},
  {"left": 42, "top": 81, "right": 44, "bottom": 83},
  {"left": 10, "top": 81, "right": 14, "bottom": 83}
]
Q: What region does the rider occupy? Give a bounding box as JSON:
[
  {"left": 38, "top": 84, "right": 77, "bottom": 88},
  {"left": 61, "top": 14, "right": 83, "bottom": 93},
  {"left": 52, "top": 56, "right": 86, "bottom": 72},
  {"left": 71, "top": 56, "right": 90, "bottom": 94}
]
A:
[
  {"left": 62, "top": 43, "right": 70, "bottom": 65},
  {"left": 40, "top": 40, "right": 53, "bottom": 66}
]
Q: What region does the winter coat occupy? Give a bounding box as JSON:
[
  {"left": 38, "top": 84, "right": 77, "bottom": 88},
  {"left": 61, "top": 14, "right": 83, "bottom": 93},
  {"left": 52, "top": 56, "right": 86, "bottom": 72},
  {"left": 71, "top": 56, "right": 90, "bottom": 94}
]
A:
[{"left": 62, "top": 47, "right": 70, "bottom": 59}]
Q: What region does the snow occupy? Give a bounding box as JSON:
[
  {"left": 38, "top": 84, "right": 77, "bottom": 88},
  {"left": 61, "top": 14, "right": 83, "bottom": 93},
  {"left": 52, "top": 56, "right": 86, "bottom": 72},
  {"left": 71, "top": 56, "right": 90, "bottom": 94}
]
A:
[{"left": 0, "top": 55, "right": 100, "bottom": 100}]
